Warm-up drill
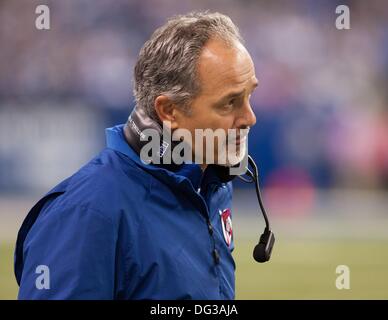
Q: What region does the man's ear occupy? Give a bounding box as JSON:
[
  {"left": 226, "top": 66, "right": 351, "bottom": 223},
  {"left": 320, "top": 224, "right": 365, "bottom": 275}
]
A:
[{"left": 154, "top": 95, "right": 179, "bottom": 129}]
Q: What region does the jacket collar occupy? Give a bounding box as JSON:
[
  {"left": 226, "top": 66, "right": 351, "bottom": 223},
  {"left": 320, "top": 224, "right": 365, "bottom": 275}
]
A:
[{"left": 105, "top": 124, "right": 235, "bottom": 191}]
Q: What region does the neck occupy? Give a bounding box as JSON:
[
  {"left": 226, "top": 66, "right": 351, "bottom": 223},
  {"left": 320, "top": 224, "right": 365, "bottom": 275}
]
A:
[{"left": 200, "top": 163, "right": 208, "bottom": 172}]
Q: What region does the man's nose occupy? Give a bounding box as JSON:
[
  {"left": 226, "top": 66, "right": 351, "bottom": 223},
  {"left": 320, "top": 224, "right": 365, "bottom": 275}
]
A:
[{"left": 236, "top": 102, "right": 257, "bottom": 129}]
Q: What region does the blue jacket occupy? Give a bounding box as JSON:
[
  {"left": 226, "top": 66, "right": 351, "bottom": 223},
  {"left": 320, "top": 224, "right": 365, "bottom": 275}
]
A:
[{"left": 15, "top": 124, "right": 235, "bottom": 299}]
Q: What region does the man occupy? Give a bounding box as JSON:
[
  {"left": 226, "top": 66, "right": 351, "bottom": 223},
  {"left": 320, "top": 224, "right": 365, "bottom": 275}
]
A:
[{"left": 15, "top": 11, "right": 257, "bottom": 299}]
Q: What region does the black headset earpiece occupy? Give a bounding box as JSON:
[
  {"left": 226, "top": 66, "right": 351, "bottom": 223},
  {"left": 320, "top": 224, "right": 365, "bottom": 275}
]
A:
[{"left": 239, "top": 155, "right": 275, "bottom": 263}]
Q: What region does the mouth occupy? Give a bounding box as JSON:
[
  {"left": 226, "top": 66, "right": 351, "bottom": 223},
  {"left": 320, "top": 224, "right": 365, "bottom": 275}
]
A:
[
  {"left": 225, "top": 129, "right": 249, "bottom": 147},
  {"left": 234, "top": 136, "right": 246, "bottom": 146}
]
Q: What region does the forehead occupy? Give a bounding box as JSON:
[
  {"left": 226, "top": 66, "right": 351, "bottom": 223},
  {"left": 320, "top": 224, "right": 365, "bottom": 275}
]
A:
[{"left": 197, "top": 39, "right": 256, "bottom": 95}]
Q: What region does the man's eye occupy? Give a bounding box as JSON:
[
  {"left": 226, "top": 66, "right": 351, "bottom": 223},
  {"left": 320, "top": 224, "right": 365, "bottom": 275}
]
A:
[{"left": 226, "top": 99, "right": 235, "bottom": 107}]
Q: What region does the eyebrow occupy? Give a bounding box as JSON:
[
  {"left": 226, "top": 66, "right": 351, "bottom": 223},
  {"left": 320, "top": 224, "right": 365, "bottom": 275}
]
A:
[{"left": 216, "top": 80, "right": 259, "bottom": 105}]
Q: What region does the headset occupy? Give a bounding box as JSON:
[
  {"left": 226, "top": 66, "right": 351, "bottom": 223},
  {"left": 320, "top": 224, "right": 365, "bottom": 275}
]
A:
[
  {"left": 238, "top": 155, "right": 275, "bottom": 263},
  {"left": 125, "top": 107, "right": 275, "bottom": 263}
]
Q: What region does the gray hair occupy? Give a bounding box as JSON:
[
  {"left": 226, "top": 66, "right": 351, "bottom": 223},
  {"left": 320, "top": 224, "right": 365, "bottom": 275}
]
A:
[{"left": 133, "top": 11, "right": 243, "bottom": 121}]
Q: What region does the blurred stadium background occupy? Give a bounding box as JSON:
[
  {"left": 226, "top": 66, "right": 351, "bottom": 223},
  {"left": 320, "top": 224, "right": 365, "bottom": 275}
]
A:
[{"left": 1, "top": 0, "right": 388, "bottom": 299}]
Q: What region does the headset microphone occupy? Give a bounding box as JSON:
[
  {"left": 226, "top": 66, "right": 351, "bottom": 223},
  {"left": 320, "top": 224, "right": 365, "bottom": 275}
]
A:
[{"left": 239, "top": 155, "right": 275, "bottom": 263}]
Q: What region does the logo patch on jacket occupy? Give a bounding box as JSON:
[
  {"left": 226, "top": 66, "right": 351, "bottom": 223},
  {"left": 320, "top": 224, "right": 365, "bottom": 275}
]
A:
[{"left": 219, "top": 209, "right": 233, "bottom": 247}]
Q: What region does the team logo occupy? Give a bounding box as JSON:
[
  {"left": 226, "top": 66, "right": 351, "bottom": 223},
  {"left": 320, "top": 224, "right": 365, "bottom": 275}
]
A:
[{"left": 219, "top": 209, "right": 233, "bottom": 247}]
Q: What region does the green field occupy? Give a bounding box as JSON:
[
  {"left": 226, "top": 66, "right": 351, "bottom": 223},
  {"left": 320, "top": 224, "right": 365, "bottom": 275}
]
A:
[
  {"left": 1, "top": 238, "right": 388, "bottom": 299},
  {"left": 234, "top": 238, "right": 388, "bottom": 299},
  {"left": 0, "top": 242, "right": 18, "bottom": 299}
]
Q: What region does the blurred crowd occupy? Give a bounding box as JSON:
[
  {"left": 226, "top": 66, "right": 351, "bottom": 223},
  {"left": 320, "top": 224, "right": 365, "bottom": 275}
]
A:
[{"left": 1, "top": 0, "right": 388, "bottom": 194}]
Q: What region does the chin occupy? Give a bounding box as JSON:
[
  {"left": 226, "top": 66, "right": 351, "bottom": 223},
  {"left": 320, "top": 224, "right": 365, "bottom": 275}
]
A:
[{"left": 217, "top": 140, "right": 247, "bottom": 167}]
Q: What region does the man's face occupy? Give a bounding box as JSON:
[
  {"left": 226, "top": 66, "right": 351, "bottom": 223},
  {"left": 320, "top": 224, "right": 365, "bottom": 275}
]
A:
[{"left": 173, "top": 38, "right": 258, "bottom": 166}]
